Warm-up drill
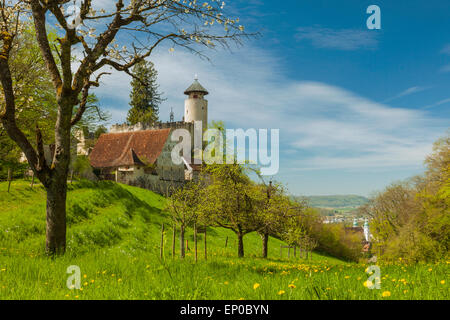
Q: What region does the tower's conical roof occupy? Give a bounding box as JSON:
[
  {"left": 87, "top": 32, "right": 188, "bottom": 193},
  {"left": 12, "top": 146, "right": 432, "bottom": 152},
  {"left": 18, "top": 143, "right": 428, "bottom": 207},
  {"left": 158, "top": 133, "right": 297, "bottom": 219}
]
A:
[{"left": 184, "top": 78, "right": 209, "bottom": 95}]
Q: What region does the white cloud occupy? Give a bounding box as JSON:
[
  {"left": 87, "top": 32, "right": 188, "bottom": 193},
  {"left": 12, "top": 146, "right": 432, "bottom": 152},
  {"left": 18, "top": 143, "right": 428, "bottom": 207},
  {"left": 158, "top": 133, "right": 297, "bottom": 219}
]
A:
[{"left": 295, "top": 26, "right": 378, "bottom": 50}]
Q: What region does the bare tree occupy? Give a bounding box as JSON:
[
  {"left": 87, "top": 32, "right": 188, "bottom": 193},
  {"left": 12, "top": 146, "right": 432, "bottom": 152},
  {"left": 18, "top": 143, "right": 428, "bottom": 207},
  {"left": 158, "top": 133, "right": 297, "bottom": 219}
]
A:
[{"left": 0, "top": 0, "right": 251, "bottom": 254}]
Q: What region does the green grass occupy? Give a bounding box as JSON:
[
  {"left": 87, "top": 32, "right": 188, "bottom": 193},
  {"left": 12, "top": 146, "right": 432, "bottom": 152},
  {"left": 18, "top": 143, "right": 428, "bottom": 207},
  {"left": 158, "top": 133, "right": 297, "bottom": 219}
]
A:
[{"left": 0, "top": 180, "right": 448, "bottom": 300}]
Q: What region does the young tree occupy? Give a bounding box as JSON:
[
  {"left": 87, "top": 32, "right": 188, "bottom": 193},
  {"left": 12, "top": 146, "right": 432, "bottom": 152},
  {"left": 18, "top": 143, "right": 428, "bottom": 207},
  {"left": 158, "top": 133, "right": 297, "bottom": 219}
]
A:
[
  {"left": 0, "top": 1, "right": 250, "bottom": 254},
  {"left": 253, "top": 181, "right": 301, "bottom": 258},
  {"left": 166, "top": 182, "right": 202, "bottom": 259},
  {"left": 127, "top": 60, "right": 163, "bottom": 126},
  {"left": 202, "top": 163, "right": 258, "bottom": 258},
  {"left": 282, "top": 208, "right": 319, "bottom": 259}
]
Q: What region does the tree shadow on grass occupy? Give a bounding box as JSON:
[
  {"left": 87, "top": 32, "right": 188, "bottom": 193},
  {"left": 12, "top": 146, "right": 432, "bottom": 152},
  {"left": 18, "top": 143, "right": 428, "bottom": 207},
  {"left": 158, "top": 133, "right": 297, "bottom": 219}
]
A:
[{"left": 91, "top": 181, "right": 164, "bottom": 221}]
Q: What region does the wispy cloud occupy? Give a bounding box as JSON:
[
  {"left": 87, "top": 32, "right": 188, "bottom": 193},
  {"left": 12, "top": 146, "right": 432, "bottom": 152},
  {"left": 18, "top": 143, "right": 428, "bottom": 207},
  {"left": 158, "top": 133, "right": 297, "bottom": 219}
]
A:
[
  {"left": 295, "top": 26, "right": 378, "bottom": 50},
  {"left": 441, "top": 44, "right": 450, "bottom": 55},
  {"left": 440, "top": 64, "right": 450, "bottom": 73},
  {"left": 384, "top": 86, "right": 430, "bottom": 102},
  {"left": 422, "top": 98, "right": 450, "bottom": 110},
  {"left": 439, "top": 44, "right": 450, "bottom": 72}
]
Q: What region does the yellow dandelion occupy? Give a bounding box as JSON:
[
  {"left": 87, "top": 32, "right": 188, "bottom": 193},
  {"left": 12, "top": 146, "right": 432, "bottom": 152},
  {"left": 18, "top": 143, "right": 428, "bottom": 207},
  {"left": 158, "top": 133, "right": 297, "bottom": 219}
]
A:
[
  {"left": 344, "top": 276, "right": 350, "bottom": 279},
  {"left": 363, "top": 280, "right": 373, "bottom": 288},
  {"left": 288, "top": 284, "right": 296, "bottom": 289},
  {"left": 382, "top": 291, "right": 391, "bottom": 297},
  {"left": 441, "top": 280, "right": 445, "bottom": 285},
  {"left": 253, "top": 283, "right": 260, "bottom": 290},
  {"left": 277, "top": 290, "right": 285, "bottom": 295}
]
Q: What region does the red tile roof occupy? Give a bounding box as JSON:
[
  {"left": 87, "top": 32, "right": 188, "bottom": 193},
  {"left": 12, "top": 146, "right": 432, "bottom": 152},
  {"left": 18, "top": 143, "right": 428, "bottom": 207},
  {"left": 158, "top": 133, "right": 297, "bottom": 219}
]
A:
[{"left": 89, "top": 129, "right": 171, "bottom": 169}]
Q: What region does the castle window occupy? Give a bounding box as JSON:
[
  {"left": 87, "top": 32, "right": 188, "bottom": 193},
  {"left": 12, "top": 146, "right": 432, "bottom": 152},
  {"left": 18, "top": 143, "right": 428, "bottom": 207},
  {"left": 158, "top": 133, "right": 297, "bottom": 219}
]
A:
[{"left": 193, "top": 94, "right": 198, "bottom": 99}]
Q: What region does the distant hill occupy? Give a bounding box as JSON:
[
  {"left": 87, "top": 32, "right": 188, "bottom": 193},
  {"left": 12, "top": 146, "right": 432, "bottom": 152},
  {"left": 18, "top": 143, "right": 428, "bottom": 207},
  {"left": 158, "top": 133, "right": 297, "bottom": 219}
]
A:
[{"left": 293, "top": 195, "right": 369, "bottom": 208}]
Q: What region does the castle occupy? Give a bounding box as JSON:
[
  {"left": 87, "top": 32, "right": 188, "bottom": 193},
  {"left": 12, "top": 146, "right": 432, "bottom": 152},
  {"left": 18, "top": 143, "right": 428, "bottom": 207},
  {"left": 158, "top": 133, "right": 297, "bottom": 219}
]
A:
[{"left": 88, "top": 77, "right": 209, "bottom": 194}]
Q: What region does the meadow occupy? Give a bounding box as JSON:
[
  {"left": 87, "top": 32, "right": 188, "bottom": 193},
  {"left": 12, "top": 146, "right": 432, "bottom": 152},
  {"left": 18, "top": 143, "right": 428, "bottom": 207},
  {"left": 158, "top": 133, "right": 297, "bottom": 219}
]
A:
[{"left": 0, "top": 180, "right": 448, "bottom": 300}]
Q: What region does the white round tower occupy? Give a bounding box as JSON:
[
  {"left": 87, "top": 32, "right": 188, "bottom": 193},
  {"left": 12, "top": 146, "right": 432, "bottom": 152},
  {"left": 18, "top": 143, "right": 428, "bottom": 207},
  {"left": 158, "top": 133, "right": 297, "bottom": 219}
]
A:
[{"left": 184, "top": 76, "right": 208, "bottom": 126}]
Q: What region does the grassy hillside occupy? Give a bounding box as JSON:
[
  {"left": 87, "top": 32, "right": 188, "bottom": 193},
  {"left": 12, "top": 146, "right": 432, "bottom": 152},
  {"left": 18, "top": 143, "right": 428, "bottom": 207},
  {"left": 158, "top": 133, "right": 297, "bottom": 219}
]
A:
[
  {"left": 296, "top": 195, "right": 369, "bottom": 208},
  {"left": 0, "top": 180, "right": 447, "bottom": 300}
]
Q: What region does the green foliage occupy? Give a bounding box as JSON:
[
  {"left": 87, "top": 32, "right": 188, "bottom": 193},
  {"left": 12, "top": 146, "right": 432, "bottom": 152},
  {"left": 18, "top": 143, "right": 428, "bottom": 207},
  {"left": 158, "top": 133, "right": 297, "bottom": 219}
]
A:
[
  {"left": 70, "top": 155, "right": 96, "bottom": 180},
  {"left": 166, "top": 181, "right": 203, "bottom": 257},
  {"left": 72, "top": 95, "right": 111, "bottom": 134},
  {"left": 201, "top": 164, "right": 260, "bottom": 257},
  {"left": 362, "top": 134, "right": 450, "bottom": 263},
  {"left": 167, "top": 182, "right": 202, "bottom": 227},
  {"left": 127, "top": 60, "right": 163, "bottom": 126},
  {"left": 94, "top": 126, "right": 108, "bottom": 140},
  {"left": 0, "top": 24, "right": 107, "bottom": 170}
]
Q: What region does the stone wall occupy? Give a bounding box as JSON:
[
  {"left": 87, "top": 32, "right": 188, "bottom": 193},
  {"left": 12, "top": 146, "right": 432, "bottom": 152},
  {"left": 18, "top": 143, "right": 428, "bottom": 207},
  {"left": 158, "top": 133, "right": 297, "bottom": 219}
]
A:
[{"left": 110, "top": 121, "right": 194, "bottom": 134}]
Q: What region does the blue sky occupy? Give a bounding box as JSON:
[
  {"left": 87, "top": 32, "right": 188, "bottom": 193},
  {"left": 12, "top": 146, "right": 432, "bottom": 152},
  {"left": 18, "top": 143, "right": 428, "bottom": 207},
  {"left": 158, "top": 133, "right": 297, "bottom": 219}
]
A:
[{"left": 91, "top": 0, "right": 450, "bottom": 197}]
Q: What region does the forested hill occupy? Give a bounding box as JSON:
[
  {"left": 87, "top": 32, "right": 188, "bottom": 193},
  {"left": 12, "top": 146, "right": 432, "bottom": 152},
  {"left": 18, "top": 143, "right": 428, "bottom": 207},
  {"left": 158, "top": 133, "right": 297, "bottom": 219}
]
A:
[{"left": 293, "top": 195, "right": 369, "bottom": 208}]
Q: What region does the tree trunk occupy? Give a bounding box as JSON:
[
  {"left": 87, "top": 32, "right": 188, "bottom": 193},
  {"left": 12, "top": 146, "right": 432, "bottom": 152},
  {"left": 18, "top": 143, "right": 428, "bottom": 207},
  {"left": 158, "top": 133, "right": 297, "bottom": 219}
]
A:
[
  {"left": 160, "top": 223, "right": 165, "bottom": 259},
  {"left": 180, "top": 225, "right": 185, "bottom": 259},
  {"left": 204, "top": 228, "right": 207, "bottom": 260},
  {"left": 30, "top": 171, "right": 35, "bottom": 188},
  {"left": 45, "top": 179, "right": 67, "bottom": 254},
  {"left": 172, "top": 224, "right": 176, "bottom": 258},
  {"left": 7, "top": 167, "right": 12, "bottom": 193},
  {"left": 194, "top": 223, "right": 198, "bottom": 263},
  {"left": 45, "top": 97, "right": 73, "bottom": 255},
  {"left": 237, "top": 232, "right": 244, "bottom": 258},
  {"left": 260, "top": 232, "right": 269, "bottom": 258}
]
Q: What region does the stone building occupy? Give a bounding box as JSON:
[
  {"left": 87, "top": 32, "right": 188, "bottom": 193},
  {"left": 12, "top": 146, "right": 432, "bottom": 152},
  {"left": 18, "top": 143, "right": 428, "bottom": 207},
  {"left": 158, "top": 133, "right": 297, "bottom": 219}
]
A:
[{"left": 88, "top": 77, "right": 209, "bottom": 194}]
